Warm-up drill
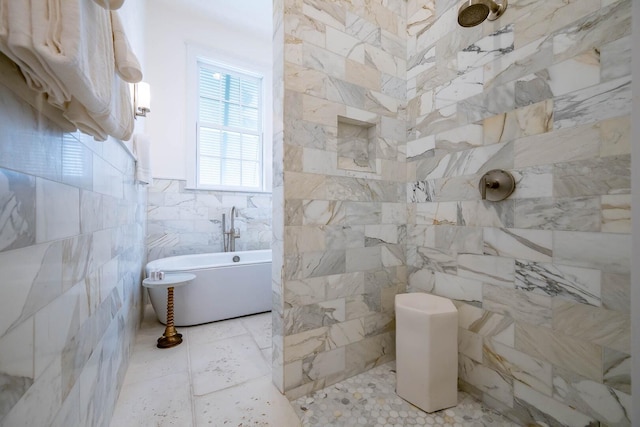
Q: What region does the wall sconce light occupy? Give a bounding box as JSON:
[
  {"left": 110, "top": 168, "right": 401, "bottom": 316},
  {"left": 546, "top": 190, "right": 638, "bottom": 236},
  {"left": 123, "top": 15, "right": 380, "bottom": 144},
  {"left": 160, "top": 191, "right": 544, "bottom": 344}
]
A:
[{"left": 133, "top": 81, "right": 151, "bottom": 117}]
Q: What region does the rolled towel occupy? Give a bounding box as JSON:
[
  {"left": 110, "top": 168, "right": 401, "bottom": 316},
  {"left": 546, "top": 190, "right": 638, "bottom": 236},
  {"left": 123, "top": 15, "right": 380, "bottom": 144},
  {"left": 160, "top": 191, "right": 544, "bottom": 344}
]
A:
[
  {"left": 92, "top": 0, "right": 125, "bottom": 10},
  {"left": 133, "top": 133, "right": 152, "bottom": 185},
  {"left": 111, "top": 11, "right": 142, "bottom": 83}
]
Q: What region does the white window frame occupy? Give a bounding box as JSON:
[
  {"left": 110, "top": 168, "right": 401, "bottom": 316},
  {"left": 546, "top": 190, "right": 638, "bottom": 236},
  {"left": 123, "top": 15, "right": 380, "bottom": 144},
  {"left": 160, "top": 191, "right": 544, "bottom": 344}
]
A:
[{"left": 186, "top": 44, "right": 272, "bottom": 192}]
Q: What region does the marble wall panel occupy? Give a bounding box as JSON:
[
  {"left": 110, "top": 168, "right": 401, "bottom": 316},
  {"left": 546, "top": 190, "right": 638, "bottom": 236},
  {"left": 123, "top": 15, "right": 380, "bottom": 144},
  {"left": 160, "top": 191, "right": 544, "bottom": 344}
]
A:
[
  {"left": 0, "top": 83, "right": 145, "bottom": 426},
  {"left": 280, "top": 0, "right": 407, "bottom": 397}
]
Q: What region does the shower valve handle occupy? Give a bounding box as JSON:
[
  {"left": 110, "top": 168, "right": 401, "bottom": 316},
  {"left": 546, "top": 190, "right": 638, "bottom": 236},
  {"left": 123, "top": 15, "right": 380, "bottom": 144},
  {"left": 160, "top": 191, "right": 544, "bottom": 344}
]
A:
[{"left": 479, "top": 169, "right": 515, "bottom": 202}]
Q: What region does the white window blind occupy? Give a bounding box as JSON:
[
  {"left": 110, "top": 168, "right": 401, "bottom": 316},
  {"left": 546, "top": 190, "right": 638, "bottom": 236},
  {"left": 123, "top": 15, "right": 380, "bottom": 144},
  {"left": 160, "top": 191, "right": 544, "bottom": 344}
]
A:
[{"left": 197, "top": 62, "right": 263, "bottom": 190}]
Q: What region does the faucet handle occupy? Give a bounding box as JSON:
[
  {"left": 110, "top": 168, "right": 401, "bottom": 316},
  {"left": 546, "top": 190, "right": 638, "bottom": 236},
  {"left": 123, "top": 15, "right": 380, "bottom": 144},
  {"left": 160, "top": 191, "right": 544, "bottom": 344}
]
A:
[{"left": 234, "top": 227, "right": 241, "bottom": 238}]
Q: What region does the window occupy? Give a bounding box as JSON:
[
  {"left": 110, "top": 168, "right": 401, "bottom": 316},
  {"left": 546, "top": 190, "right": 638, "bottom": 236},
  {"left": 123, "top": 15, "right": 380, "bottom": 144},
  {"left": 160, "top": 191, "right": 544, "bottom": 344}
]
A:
[{"left": 187, "top": 45, "right": 271, "bottom": 192}]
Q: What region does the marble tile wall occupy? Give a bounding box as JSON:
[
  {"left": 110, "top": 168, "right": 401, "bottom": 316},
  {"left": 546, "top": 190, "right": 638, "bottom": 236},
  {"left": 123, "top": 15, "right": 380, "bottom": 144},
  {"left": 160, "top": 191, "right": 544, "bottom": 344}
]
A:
[
  {"left": 0, "top": 82, "right": 147, "bottom": 426},
  {"left": 406, "top": 0, "right": 632, "bottom": 425},
  {"left": 275, "top": 0, "right": 408, "bottom": 399},
  {"left": 146, "top": 179, "right": 272, "bottom": 262}
]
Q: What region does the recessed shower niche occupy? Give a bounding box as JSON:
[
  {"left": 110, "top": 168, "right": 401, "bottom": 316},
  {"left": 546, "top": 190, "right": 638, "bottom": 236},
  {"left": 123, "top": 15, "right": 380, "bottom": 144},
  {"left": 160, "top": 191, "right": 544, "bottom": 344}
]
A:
[{"left": 337, "top": 116, "right": 378, "bottom": 173}]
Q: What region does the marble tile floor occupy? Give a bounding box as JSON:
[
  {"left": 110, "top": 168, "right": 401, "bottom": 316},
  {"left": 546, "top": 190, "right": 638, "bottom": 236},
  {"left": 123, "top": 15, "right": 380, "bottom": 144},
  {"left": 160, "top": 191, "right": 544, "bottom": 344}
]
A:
[
  {"left": 291, "top": 363, "right": 520, "bottom": 427},
  {"left": 112, "top": 305, "right": 518, "bottom": 427},
  {"left": 110, "top": 305, "right": 300, "bottom": 426}
]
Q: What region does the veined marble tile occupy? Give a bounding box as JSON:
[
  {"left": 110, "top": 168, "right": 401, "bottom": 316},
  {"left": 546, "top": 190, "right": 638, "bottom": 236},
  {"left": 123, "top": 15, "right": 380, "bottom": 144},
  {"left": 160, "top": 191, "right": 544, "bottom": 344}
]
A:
[
  {"left": 303, "top": 347, "right": 346, "bottom": 381},
  {"left": 415, "top": 201, "right": 457, "bottom": 225},
  {"left": 515, "top": 323, "right": 602, "bottom": 382},
  {"left": 513, "top": 0, "right": 600, "bottom": 49},
  {"left": 552, "top": 366, "right": 631, "bottom": 426},
  {"left": 380, "top": 29, "right": 406, "bottom": 60},
  {"left": 406, "top": 1, "right": 435, "bottom": 36},
  {"left": 284, "top": 298, "right": 345, "bottom": 334},
  {"left": 510, "top": 166, "right": 554, "bottom": 200},
  {"left": 483, "top": 99, "right": 552, "bottom": 146},
  {"left": 601, "top": 194, "right": 630, "bottom": 233},
  {"left": 344, "top": 332, "right": 394, "bottom": 373},
  {"left": 285, "top": 327, "right": 329, "bottom": 365},
  {"left": 553, "top": 76, "right": 631, "bottom": 130},
  {"left": 284, "top": 226, "right": 325, "bottom": 254},
  {"left": 325, "top": 225, "right": 364, "bottom": 250},
  {"left": 552, "top": 299, "right": 629, "bottom": 353},
  {"left": 435, "top": 67, "right": 483, "bottom": 109},
  {"left": 546, "top": 51, "right": 601, "bottom": 97},
  {"left": 406, "top": 135, "right": 435, "bottom": 160},
  {"left": 552, "top": 0, "right": 631, "bottom": 63},
  {"left": 35, "top": 178, "right": 79, "bottom": 243},
  {"left": 284, "top": 172, "right": 327, "bottom": 200},
  {"left": 433, "top": 272, "right": 482, "bottom": 304},
  {"left": 0, "top": 241, "right": 62, "bottom": 338},
  {"left": 285, "top": 63, "right": 327, "bottom": 98},
  {"left": 457, "top": 82, "right": 516, "bottom": 124},
  {"left": 435, "top": 225, "right": 483, "bottom": 256},
  {"left": 514, "top": 122, "right": 601, "bottom": 169},
  {"left": 327, "top": 177, "right": 399, "bottom": 202},
  {"left": 514, "top": 197, "right": 600, "bottom": 232},
  {"left": 302, "top": 0, "right": 346, "bottom": 31},
  {"left": 483, "top": 36, "right": 553, "bottom": 90},
  {"left": 458, "top": 25, "right": 514, "bottom": 73},
  {"left": 458, "top": 254, "right": 515, "bottom": 288},
  {"left": 553, "top": 155, "right": 630, "bottom": 198},
  {"left": 513, "top": 381, "right": 595, "bottom": 427},
  {"left": 458, "top": 327, "right": 483, "bottom": 363},
  {"left": 381, "top": 202, "right": 406, "bottom": 224},
  {"left": 435, "top": 123, "right": 483, "bottom": 151},
  {"left": 302, "top": 43, "right": 347, "bottom": 80},
  {"left": 603, "top": 347, "right": 630, "bottom": 394},
  {"left": 302, "top": 249, "right": 346, "bottom": 278},
  {"left": 285, "top": 13, "right": 326, "bottom": 48},
  {"left": 484, "top": 284, "right": 552, "bottom": 327},
  {"left": 483, "top": 228, "right": 552, "bottom": 263},
  {"left": 407, "top": 267, "right": 435, "bottom": 293},
  {"left": 513, "top": 72, "right": 554, "bottom": 107},
  {"left": 413, "top": 245, "right": 456, "bottom": 273},
  {"left": 459, "top": 354, "right": 513, "bottom": 406},
  {"left": 1, "top": 355, "right": 63, "bottom": 427},
  {"left": 302, "top": 94, "right": 347, "bottom": 127},
  {"left": 424, "top": 142, "right": 509, "bottom": 180},
  {"left": 484, "top": 339, "right": 553, "bottom": 396},
  {"left": 553, "top": 230, "right": 630, "bottom": 274},
  {"left": 364, "top": 45, "right": 402, "bottom": 77},
  {"left": 326, "top": 318, "right": 365, "bottom": 349},
  {"left": 381, "top": 74, "right": 406, "bottom": 100},
  {"left": 345, "top": 202, "right": 382, "bottom": 225},
  {"left": 345, "top": 59, "right": 381, "bottom": 92},
  {"left": 345, "top": 11, "right": 381, "bottom": 45},
  {"left": 459, "top": 200, "right": 515, "bottom": 228},
  {"left": 601, "top": 35, "right": 631, "bottom": 81},
  {"left": 599, "top": 115, "right": 631, "bottom": 157},
  {"left": 601, "top": 272, "right": 630, "bottom": 313},
  {"left": 516, "top": 260, "right": 601, "bottom": 307},
  {"left": 0, "top": 169, "right": 36, "bottom": 253},
  {"left": 455, "top": 302, "right": 514, "bottom": 345}
]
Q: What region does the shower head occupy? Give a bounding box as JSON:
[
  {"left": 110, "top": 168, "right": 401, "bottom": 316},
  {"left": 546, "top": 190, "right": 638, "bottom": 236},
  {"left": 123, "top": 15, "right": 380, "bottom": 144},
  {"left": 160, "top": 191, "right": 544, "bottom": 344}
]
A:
[{"left": 457, "top": 0, "right": 507, "bottom": 27}]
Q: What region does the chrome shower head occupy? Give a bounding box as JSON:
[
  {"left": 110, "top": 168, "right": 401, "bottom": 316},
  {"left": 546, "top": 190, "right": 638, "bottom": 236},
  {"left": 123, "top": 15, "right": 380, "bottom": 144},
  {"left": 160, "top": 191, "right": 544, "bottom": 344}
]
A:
[{"left": 457, "top": 0, "right": 507, "bottom": 27}]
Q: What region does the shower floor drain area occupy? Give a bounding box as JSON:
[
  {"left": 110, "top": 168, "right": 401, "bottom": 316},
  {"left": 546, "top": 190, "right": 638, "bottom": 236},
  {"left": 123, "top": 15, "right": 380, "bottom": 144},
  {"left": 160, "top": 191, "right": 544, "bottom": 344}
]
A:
[{"left": 291, "top": 362, "right": 518, "bottom": 427}]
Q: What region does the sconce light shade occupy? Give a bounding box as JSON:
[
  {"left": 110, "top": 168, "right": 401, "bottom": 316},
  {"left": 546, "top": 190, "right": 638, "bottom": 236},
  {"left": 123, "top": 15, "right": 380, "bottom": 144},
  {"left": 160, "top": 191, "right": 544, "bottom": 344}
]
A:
[{"left": 134, "top": 81, "right": 151, "bottom": 117}]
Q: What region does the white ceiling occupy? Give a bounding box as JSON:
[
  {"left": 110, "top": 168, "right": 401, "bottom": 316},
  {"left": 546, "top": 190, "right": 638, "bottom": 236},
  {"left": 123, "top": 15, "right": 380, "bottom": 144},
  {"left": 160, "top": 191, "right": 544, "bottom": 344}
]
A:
[{"left": 176, "top": 0, "right": 273, "bottom": 40}]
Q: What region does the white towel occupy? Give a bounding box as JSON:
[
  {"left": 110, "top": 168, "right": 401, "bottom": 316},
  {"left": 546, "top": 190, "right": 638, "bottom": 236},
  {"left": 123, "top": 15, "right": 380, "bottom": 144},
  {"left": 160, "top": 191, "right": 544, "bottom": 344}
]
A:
[
  {"left": 64, "top": 76, "right": 134, "bottom": 141},
  {"left": 133, "top": 134, "right": 152, "bottom": 185},
  {"left": 4, "top": 0, "right": 70, "bottom": 106},
  {"left": 111, "top": 11, "right": 142, "bottom": 83},
  {"left": 92, "top": 0, "right": 125, "bottom": 10},
  {"left": 32, "top": 0, "right": 114, "bottom": 115}
]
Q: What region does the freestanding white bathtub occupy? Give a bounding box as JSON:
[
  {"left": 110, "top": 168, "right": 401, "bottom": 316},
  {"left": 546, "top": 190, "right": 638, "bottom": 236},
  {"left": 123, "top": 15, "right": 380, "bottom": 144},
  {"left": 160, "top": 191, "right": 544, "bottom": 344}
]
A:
[{"left": 145, "top": 249, "right": 272, "bottom": 326}]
